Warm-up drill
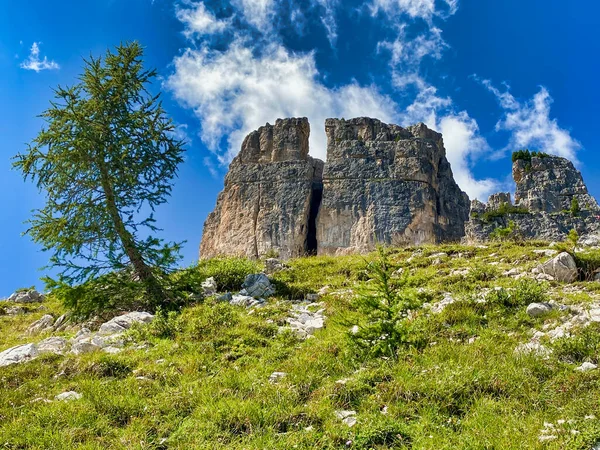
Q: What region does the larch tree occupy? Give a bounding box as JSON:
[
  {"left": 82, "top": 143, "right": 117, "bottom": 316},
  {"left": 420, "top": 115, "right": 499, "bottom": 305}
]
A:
[{"left": 13, "top": 42, "right": 185, "bottom": 307}]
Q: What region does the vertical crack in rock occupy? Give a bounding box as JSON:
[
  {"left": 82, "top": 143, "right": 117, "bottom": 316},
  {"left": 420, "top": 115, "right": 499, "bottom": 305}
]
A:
[
  {"left": 306, "top": 183, "right": 323, "bottom": 255},
  {"left": 200, "top": 118, "right": 324, "bottom": 259}
]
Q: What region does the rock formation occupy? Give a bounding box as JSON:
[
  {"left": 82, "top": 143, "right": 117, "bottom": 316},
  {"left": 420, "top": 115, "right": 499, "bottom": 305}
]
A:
[
  {"left": 200, "top": 117, "right": 471, "bottom": 258},
  {"left": 200, "top": 118, "right": 324, "bottom": 259},
  {"left": 466, "top": 155, "right": 600, "bottom": 241},
  {"left": 316, "top": 118, "right": 470, "bottom": 255}
]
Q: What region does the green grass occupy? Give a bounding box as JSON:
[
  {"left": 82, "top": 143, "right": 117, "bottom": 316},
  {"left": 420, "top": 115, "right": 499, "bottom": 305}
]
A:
[{"left": 1, "top": 242, "right": 600, "bottom": 448}]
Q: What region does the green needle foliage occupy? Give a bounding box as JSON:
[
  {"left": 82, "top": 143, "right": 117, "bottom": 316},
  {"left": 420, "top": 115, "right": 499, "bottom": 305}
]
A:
[
  {"left": 13, "top": 42, "right": 185, "bottom": 308},
  {"left": 350, "top": 246, "right": 421, "bottom": 358}
]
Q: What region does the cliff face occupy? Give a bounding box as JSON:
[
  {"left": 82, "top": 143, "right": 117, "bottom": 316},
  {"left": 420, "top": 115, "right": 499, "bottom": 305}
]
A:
[
  {"left": 513, "top": 156, "right": 599, "bottom": 213},
  {"left": 199, "top": 118, "right": 324, "bottom": 259},
  {"left": 316, "top": 118, "right": 470, "bottom": 255},
  {"left": 466, "top": 155, "right": 600, "bottom": 242},
  {"left": 200, "top": 117, "right": 471, "bottom": 259}
]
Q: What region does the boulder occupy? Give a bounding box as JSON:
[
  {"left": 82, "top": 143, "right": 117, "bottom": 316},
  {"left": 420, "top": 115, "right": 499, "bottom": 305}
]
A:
[
  {"left": 37, "top": 337, "right": 68, "bottom": 355},
  {"left": 8, "top": 290, "right": 45, "bottom": 303},
  {"left": 265, "top": 258, "right": 285, "bottom": 274},
  {"left": 526, "top": 303, "right": 553, "bottom": 317},
  {"left": 0, "top": 343, "right": 39, "bottom": 367},
  {"left": 575, "top": 362, "right": 597, "bottom": 372},
  {"left": 240, "top": 273, "right": 274, "bottom": 298},
  {"left": 27, "top": 314, "right": 54, "bottom": 334},
  {"left": 201, "top": 277, "right": 217, "bottom": 297},
  {"left": 537, "top": 252, "right": 578, "bottom": 283},
  {"left": 71, "top": 341, "right": 101, "bottom": 355},
  {"left": 97, "top": 312, "right": 154, "bottom": 336}
]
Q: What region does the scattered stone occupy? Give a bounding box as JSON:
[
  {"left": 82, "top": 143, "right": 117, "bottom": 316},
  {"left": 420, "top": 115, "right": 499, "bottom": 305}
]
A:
[
  {"left": 55, "top": 391, "right": 82, "bottom": 401},
  {"left": 334, "top": 410, "right": 357, "bottom": 427},
  {"left": 201, "top": 277, "right": 217, "bottom": 297},
  {"left": 53, "top": 313, "right": 69, "bottom": 331},
  {"left": 268, "top": 372, "right": 287, "bottom": 383},
  {"left": 231, "top": 294, "right": 264, "bottom": 308},
  {"left": 305, "top": 293, "right": 320, "bottom": 302},
  {"left": 71, "top": 341, "right": 101, "bottom": 355},
  {"left": 533, "top": 249, "right": 559, "bottom": 257},
  {"left": 575, "top": 362, "right": 597, "bottom": 372},
  {"left": 503, "top": 268, "right": 521, "bottom": 277},
  {"left": 426, "top": 293, "right": 455, "bottom": 314},
  {"left": 5, "top": 306, "right": 26, "bottom": 315},
  {"left": 216, "top": 292, "right": 233, "bottom": 302},
  {"left": 97, "top": 312, "right": 154, "bottom": 336},
  {"left": 27, "top": 314, "right": 54, "bottom": 334},
  {"left": 240, "top": 273, "right": 275, "bottom": 298},
  {"left": 37, "top": 337, "right": 68, "bottom": 355},
  {"left": 285, "top": 303, "right": 325, "bottom": 339},
  {"left": 350, "top": 325, "right": 360, "bottom": 335},
  {"left": 7, "top": 290, "right": 45, "bottom": 303},
  {"left": 0, "top": 343, "right": 39, "bottom": 367},
  {"left": 514, "top": 342, "right": 552, "bottom": 359},
  {"left": 535, "top": 252, "right": 578, "bottom": 283},
  {"left": 526, "top": 303, "right": 553, "bottom": 318},
  {"left": 318, "top": 286, "right": 330, "bottom": 296},
  {"left": 102, "top": 346, "right": 123, "bottom": 354},
  {"left": 265, "top": 258, "right": 285, "bottom": 274}
]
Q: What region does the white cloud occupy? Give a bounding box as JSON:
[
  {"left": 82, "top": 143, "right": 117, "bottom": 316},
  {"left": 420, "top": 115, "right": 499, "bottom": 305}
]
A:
[
  {"left": 370, "top": 0, "right": 458, "bottom": 22},
  {"left": 176, "top": 2, "right": 230, "bottom": 37},
  {"left": 482, "top": 80, "right": 581, "bottom": 162},
  {"left": 166, "top": 40, "right": 397, "bottom": 163},
  {"left": 403, "top": 85, "right": 502, "bottom": 200},
  {"left": 313, "top": 0, "right": 339, "bottom": 46},
  {"left": 20, "top": 42, "right": 59, "bottom": 72},
  {"left": 232, "top": 0, "right": 275, "bottom": 30}
]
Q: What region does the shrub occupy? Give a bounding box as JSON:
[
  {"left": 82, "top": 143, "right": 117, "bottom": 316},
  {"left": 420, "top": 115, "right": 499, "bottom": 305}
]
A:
[
  {"left": 512, "top": 149, "right": 550, "bottom": 163},
  {"left": 174, "top": 257, "right": 261, "bottom": 295},
  {"left": 487, "top": 280, "right": 547, "bottom": 309},
  {"left": 570, "top": 198, "right": 581, "bottom": 217},
  {"left": 572, "top": 249, "right": 600, "bottom": 281},
  {"left": 349, "top": 246, "right": 422, "bottom": 358},
  {"left": 481, "top": 204, "right": 529, "bottom": 223},
  {"left": 490, "top": 220, "right": 519, "bottom": 241}
]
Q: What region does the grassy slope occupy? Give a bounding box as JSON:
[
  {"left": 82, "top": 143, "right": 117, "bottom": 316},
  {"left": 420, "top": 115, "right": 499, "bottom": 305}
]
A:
[{"left": 1, "top": 242, "right": 600, "bottom": 449}]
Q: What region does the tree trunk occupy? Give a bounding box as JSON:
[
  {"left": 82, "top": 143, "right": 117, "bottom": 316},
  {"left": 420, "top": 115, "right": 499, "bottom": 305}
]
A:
[{"left": 98, "top": 162, "right": 168, "bottom": 306}]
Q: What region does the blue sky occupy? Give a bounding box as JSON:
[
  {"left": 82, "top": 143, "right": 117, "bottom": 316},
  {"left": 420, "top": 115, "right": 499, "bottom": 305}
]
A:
[{"left": 1, "top": 0, "right": 599, "bottom": 296}]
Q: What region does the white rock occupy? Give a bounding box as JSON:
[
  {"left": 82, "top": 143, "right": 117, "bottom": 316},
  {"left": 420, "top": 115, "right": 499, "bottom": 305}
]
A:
[
  {"left": 37, "top": 337, "right": 68, "bottom": 355},
  {"left": 5, "top": 306, "right": 26, "bottom": 315},
  {"left": 268, "top": 372, "right": 287, "bottom": 383},
  {"left": 0, "top": 343, "right": 39, "bottom": 367},
  {"left": 335, "top": 410, "right": 357, "bottom": 427},
  {"left": 350, "top": 325, "right": 360, "bottom": 335},
  {"left": 231, "top": 294, "right": 259, "bottom": 307},
  {"left": 575, "top": 362, "right": 597, "bottom": 372},
  {"left": 533, "top": 249, "right": 558, "bottom": 257},
  {"left": 71, "top": 341, "right": 101, "bottom": 355},
  {"left": 27, "top": 314, "right": 54, "bottom": 334},
  {"left": 55, "top": 391, "right": 82, "bottom": 401},
  {"left": 526, "top": 303, "right": 553, "bottom": 317},
  {"left": 103, "top": 346, "right": 123, "bottom": 354},
  {"left": 7, "top": 290, "right": 45, "bottom": 303},
  {"left": 536, "top": 252, "right": 578, "bottom": 283},
  {"left": 201, "top": 277, "right": 217, "bottom": 296},
  {"left": 98, "top": 312, "right": 154, "bottom": 336},
  {"left": 427, "top": 293, "right": 455, "bottom": 314}
]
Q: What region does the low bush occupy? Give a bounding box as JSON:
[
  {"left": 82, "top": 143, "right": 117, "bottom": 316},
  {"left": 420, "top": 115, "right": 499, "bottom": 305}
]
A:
[{"left": 552, "top": 323, "right": 600, "bottom": 363}]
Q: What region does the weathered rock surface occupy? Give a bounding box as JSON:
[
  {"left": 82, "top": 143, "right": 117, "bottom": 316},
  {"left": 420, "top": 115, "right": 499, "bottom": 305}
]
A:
[
  {"left": 513, "top": 156, "right": 599, "bottom": 213},
  {"left": 27, "top": 314, "right": 54, "bottom": 334},
  {"left": 536, "top": 252, "right": 578, "bottom": 283},
  {"left": 7, "top": 290, "right": 45, "bottom": 303},
  {"left": 200, "top": 118, "right": 324, "bottom": 259},
  {"left": 526, "top": 302, "right": 553, "bottom": 317},
  {"left": 467, "top": 155, "right": 600, "bottom": 242},
  {"left": 240, "top": 273, "right": 274, "bottom": 298},
  {"left": 317, "top": 118, "right": 470, "bottom": 254},
  {"left": 0, "top": 343, "right": 39, "bottom": 367},
  {"left": 97, "top": 311, "right": 154, "bottom": 336}
]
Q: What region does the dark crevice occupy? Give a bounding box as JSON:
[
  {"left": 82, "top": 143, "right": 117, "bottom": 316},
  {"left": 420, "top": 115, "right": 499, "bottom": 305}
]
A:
[{"left": 306, "top": 183, "right": 323, "bottom": 255}]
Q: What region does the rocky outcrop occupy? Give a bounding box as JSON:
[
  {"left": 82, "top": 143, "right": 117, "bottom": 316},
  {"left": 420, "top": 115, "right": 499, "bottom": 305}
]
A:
[
  {"left": 200, "top": 118, "right": 324, "bottom": 259},
  {"left": 513, "top": 156, "right": 599, "bottom": 213},
  {"left": 316, "top": 118, "right": 470, "bottom": 254},
  {"left": 466, "top": 155, "right": 600, "bottom": 242}
]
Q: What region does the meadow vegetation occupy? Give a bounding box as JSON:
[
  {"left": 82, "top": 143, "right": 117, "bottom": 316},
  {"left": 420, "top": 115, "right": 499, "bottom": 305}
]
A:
[{"left": 1, "top": 241, "right": 600, "bottom": 449}]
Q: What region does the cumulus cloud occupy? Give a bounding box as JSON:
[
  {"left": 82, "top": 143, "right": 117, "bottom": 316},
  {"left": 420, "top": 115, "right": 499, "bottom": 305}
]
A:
[
  {"left": 482, "top": 80, "right": 581, "bottom": 162},
  {"left": 166, "top": 40, "right": 397, "bottom": 163},
  {"left": 232, "top": 0, "right": 275, "bottom": 30},
  {"left": 20, "top": 42, "right": 59, "bottom": 72},
  {"left": 176, "top": 2, "right": 230, "bottom": 37},
  {"left": 403, "top": 86, "right": 502, "bottom": 200}
]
